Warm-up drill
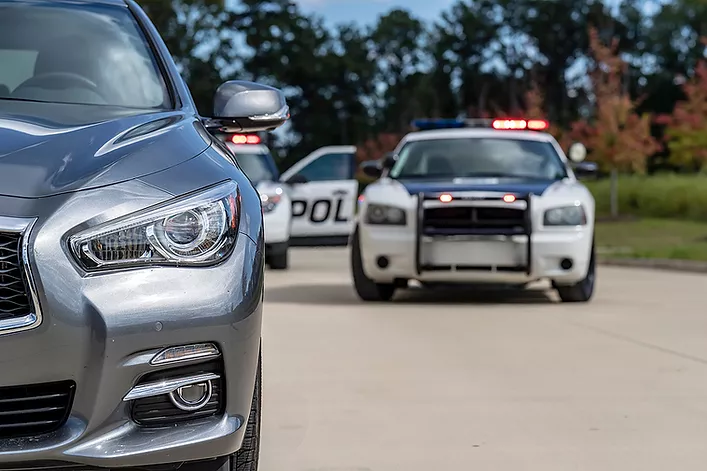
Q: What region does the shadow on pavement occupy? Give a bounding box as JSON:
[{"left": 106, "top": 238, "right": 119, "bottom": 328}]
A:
[{"left": 265, "top": 283, "right": 555, "bottom": 305}]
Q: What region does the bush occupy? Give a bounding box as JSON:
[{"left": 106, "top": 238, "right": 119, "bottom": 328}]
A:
[{"left": 585, "top": 174, "right": 707, "bottom": 221}]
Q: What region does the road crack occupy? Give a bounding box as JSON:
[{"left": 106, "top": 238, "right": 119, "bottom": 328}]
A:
[{"left": 567, "top": 321, "right": 707, "bottom": 366}]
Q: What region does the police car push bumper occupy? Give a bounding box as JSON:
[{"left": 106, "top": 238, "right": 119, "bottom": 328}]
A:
[{"left": 359, "top": 192, "right": 592, "bottom": 285}]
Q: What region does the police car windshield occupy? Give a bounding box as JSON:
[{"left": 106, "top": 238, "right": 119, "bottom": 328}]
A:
[
  {"left": 234, "top": 152, "right": 278, "bottom": 183},
  {"left": 390, "top": 137, "right": 568, "bottom": 180},
  {"left": 0, "top": 2, "right": 170, "bottom": 109}
]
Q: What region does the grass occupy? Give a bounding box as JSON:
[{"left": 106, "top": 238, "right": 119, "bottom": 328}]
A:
[
  {"left": 595, "top": 218, "right": 707, "bottom": 261},
  {"left": 584, "top": 174, "right": 707, "bottom": 221}
]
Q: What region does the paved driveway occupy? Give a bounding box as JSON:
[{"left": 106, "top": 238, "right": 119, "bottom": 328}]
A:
[{"left": 261, "top": 248, "right": 707, "bottom": 471}]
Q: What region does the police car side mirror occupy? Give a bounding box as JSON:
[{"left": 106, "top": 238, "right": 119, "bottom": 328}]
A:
[
  {"left": 568, "top": 142, "right": 587, "bottom": 163},
  {"left": 382, "top": 152, "right": 397, "bottom": 169},
  {"left": 209, "top": 80, "right": 289, "bottom": 132},
  {"left": 286, "top": 174, "right": 308, "bottom": 185},
  {"left": 361, "top": 160, "right": 383, "bottom": 179},
  {"left": 573, "top": 161, "right": 598, "bottom": 179}
]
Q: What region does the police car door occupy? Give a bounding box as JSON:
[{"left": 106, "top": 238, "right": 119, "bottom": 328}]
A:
[{"left": 281, "top": 146, "right": 358, "bottom": 245}]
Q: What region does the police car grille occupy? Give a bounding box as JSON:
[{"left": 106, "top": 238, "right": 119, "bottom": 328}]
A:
[
  {"left": 0, "top": 232, "right": 32, "bottom": 321},
  {"left": 423, "top": 206, "right": 526, "bottom": 235}
]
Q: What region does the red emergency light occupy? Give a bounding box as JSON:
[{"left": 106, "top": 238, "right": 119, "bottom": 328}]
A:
[
  {"left": 503, "top": 194, "right": 516, "bottom": 203},
  {"left": 491, "top": 119, "right": 549, "bottom": 131},
  {"left": 231, "top": 134, "right": 261, "bottom": 144},
  {"left": 439, "top": 193, "right": 453, "bottom": 203}
]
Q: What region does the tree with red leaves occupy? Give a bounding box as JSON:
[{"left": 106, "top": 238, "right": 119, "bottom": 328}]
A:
[
  {"left": 656, "top": 43, "right": 707, "bottom": 170},
  {"left": 577, "top": 27, "right": 660, "bottom": 217}
]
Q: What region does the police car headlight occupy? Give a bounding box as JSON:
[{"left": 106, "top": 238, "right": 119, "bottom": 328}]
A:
[
  {"left": 543, "top": 205, "right": 587, "bottom": 226},
  {"left": 260, "top": 194, "right": 282, "bottom": 213},
  {"left": 365, "top": 204, "right": 406, "bottom": 226},
  {"left": 260, "top": 191, "right": 282, "bottom": 214}
]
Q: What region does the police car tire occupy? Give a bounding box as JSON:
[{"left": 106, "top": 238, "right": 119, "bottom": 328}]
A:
[
  {"left": 351, "top": 229, "right": 395, "bottom": 302},
  {"left": 555, "top": 243, "right": 596, "bottom": 303},
  {"left": 268, "top": 251, "right": 288, "bottom": 270}
]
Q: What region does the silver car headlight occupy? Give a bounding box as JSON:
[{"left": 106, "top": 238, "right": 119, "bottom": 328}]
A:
[
  {"left": 365, "top": 203, "right": 406, "bottom": 226},
  {"left": 69, "top": 181, "right": 240, "bottom": 271},
  {"left": 543, "top": 205, "right": 587, "bottom": 226},
  {"left": 260, "top": 188, "right": 283, "bottom": 214}
]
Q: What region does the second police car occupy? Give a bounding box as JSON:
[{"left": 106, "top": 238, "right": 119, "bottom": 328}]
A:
[
  {"left": 351, "top": 117, "right": 599, "bottom": 303},
  {"left": 223, "top": 133, "right": 292, "bottom": 269}
]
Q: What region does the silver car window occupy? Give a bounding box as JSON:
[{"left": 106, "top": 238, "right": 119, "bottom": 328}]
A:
[{"left": 0, "top": 2, "right": 170, "bottom": 109}]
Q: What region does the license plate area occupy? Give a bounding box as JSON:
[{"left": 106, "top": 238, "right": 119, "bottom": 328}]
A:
[
  {"left": 415, "top": 192, "right": 534, "bottom": 275},
  {"left": 421, "top": 238, "right": 525, "bottom": 268}
]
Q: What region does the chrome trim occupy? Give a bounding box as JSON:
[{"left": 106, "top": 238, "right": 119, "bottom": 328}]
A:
[
  {"left": 123, "top": 373, "right": 220, "bottom": 402},
  {"left": 0, "top": 216, "right": 42, "bottom": 336},
  {"left": 248, "top": 104, "right": 290, "bottom": 121},
  {"left": 169, "top": 380, "right": 214, "bottom": 411},
  {"left": 422, "top": 199, "right": 528, "bottom": 210},
  {"left": 150, "top": 342, "right": 221, "bottom": 366}
]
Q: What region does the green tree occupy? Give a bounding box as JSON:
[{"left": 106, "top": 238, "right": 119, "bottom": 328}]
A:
[
  {"left": 369, "top": 9, "right": 428, "bottom": 131},
  {"left": 139, "top": 0, "right": 230, "bottom": 113}
]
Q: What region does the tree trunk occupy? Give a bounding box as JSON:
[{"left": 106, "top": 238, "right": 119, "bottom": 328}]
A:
[{"left": 610, "top": 168, "right": 619, "bottom": 219}]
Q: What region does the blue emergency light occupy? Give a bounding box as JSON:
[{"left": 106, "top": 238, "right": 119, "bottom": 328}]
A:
[{"left": 410, "top": 118, "right": 467, "bottom": 130}]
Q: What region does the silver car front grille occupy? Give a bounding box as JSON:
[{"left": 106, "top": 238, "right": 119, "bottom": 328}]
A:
[
  {"left": 0, "top": 232, "right": 32, "bottom": 320},
  {"left": 0, "top": 216, "right": 42, "bottom": 335}
]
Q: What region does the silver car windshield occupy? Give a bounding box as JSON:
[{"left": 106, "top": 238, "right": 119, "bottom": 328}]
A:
[
  {"left": 390, "top": 137, "right": 569, "bottom": 180},
  {"left": 0, "top": 2, "right": 170, "bottom": 109}
]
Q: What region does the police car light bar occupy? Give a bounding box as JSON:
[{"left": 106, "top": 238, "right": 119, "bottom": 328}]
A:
[
  {"left": 411, "top": 118, "right": 549, "bottom": 131},
  {"left": 411, "top": 119, "right": 467, "bottom": 130},
  {"left": 492, "top": 119, "right": 549, "bottom": 131},
  {"left": 231, "top": 134, "right": 261, "bottom": 144}
]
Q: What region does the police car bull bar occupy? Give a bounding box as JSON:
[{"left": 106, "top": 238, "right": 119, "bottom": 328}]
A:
[{"left": 414, "top": 191, "right": 533, "bottom": 276}]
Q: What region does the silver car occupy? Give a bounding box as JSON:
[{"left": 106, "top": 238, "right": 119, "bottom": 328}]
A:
[{"left": 0, "top": 1, "right": 289, "bottom": 470}]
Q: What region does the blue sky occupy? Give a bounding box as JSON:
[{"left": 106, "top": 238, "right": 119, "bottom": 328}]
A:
[{"left": 295, "top": 0, "right": 457, "bottom": 27}]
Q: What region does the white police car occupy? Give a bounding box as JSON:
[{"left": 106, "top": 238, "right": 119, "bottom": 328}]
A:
[
  {"left": 351, "top": 117, "right": 598, "bottom": 302},
  {"left": 224, "top": 134, "right": 292, "bottom": 269}
]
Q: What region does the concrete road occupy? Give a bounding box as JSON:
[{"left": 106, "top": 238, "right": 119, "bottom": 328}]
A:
[{"left": 260, "top": 248, "right": 707, "bottom": 471}]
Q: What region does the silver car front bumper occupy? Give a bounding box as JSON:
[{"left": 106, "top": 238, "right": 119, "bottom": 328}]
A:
[{"left": 0, "top": 180, "right": 263, "bottom": 469}]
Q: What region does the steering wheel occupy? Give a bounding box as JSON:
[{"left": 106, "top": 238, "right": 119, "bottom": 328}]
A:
[{"left": 15, "top": 72, "right": 101, "bottom": 94}]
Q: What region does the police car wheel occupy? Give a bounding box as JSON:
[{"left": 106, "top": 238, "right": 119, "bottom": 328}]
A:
[
  {"left": 267, "top": 251, "right": 288, "bottom": 270},
  {"left": 351, "top": 228, "right": 395, "bottom": 302},
  {"left": 555, "top": 243, "right": 596, "bottom": 303}
]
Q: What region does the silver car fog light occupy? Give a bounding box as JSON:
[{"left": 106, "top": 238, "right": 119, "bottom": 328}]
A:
[{"left": 169, "top": 381, "right": 213, "bottom": 411}]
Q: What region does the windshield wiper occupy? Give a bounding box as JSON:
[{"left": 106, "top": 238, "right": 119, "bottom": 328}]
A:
[{"left": 0, "top": 96, "right": 53, "bottom": 104}]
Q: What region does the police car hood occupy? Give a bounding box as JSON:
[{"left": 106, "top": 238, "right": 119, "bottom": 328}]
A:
[
  {"left": 0, "top": 101, "right": 208, "bottom": 198},
  {"left": 397, "top": 177, "right": 559, "bottom": 196}
]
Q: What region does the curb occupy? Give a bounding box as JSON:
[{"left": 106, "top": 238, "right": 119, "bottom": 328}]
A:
[{"left": 599, "top": 257, "right": 707, "bottom": 274}]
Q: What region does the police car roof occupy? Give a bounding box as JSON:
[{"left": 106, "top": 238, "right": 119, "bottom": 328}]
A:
[{"left": 403, "top": 128, "right": 555, "bottom": 143}]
